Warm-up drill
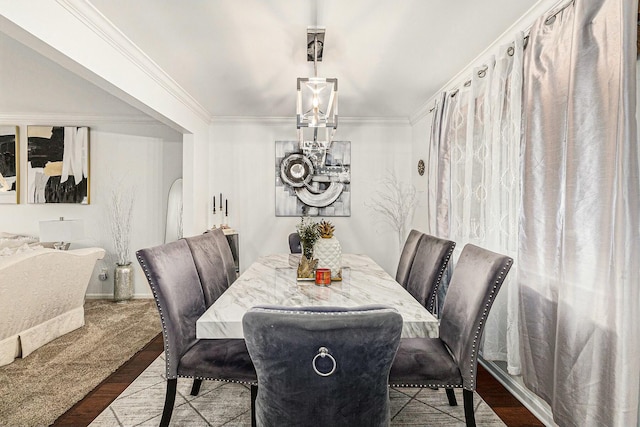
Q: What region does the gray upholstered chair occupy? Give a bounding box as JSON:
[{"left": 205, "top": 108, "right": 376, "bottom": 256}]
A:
[
  {"left": 183, "top": 230, "right": 241, "bottom": 396},
  {"left": 208, "top": 227, "right": 238, "bottom": 286},
  {"left": 389, "top": 244, "right": 513, "bottom": 427},
  {"left": 395, "top": 229, "right": 424, "bottom": 287},
  {"left": 137, "top": 239, "right": 256, "bottom": 427},
  {"left": 184, "top": 231, "right": 230, "bottom": 308},
  {"left": 404, "top": 234, "right": 455, "bottom": 315},
  {"left": 288, "top": 232, "right": 302, "bottom": 253},
  {"left": 243, "top": 305, "right": 403, "bottom": 427}
]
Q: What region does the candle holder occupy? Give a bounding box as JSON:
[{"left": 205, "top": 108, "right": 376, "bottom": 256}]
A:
[
  {"left": 315, "top": 268, "right": 331, "bottom": 286},
  {"left": 212, "top": 193, "right": 231, "bottom": 229}
]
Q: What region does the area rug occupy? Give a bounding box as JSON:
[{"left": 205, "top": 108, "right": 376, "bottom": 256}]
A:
[
  {"left": 91, "top": 354, "right": 506, "bottom": 426},
  {"left": 0, "top": 299, "right": 161, "bottom": 427}
]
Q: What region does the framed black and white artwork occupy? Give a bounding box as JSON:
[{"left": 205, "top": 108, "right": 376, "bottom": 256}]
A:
[
  {"left": 0, "top": 126, "right": 19, "bottom": 204},
  {"left": 27, "top": 126, "right": 90, "bottom": 204},
  {"left": 275, "top": 140, "right": 351, "bottom": 217}
]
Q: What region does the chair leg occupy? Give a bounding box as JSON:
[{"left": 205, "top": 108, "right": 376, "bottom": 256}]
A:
[
  {"left": 190, "top": 379, "right": 202, "bottom": 396},
  {"left": 251, "top": 384, "right": 258, "bottom": 427},
  {"left": 445, "top": 388, "right": 458, "bottom": 406},
  {"left": 463, "top": 389, "right": 476, "bottom": 427},
  {"left": 160, "top": 379, "right": 177, "bottom": 427}
]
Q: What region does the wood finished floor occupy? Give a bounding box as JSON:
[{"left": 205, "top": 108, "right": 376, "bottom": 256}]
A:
[{"left": 53, "top": 333, "right": 543, "bottom": 427}]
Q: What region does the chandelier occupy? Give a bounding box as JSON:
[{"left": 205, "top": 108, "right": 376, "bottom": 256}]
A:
[{"left": 297, "top": 28, "right": 338, "bottom": 146}]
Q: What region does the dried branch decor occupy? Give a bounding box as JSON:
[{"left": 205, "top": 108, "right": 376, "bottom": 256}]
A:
[
  {"left": 367, "top": 171, "right": 417, "bottom": 250},
  {"left": 108, "top": 186, "right": 135, "bottom": 265}
]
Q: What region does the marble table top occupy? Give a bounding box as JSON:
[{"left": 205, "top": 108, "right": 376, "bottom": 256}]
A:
[{"left": 196, "top": 253, "right": 439, "bottom": 339}]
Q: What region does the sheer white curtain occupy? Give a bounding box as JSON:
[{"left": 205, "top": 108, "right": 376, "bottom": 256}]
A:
[
  {"left": 519, "top": 0, "right": 639, "bottom": 425},
  {"left": 428, "top": 36, "right": 524, "bottom": 368},
  {"left": 431, "top": 85, "right": 467, "bottom": 312},
  {"left": 477, "top": 38, "right": 523, "bottom": 374}
]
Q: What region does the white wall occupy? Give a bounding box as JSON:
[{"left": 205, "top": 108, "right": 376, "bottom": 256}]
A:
[
  {"left": 0, "top": 125, "right": 182, "bottom": 298},
  {"left": 209, "top": 119, "right": 412, "bottom": 276},
  {"left": 410, "top": 113, "right": 432, "bottom": 233},
  {"left": 86, "top": 130, "right": 183, "bottom": 297}
]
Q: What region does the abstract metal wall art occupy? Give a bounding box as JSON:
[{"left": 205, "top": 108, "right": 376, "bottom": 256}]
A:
[
  {"left": 27, "top": 126, "right": 90, "bottom": 204},
  {"left": 275, "top": 140, "right": 350, "bottom": 216}
]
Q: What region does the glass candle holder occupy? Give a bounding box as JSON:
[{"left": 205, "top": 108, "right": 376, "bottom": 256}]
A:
[{"left": 315, "top": 268, "right": 331, "bottom": 286}]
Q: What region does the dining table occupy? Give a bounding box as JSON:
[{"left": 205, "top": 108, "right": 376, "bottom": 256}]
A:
[{"left": 196, "top": 253, "right": 439, "bottom": 339}]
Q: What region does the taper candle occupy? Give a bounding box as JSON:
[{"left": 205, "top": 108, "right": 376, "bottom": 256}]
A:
[
  {"left": 213, "top": 196, "right": 216, "bottom": 213},
  {"left": 225, "top": 199, "right": 228, "bottom": 216},
  {"left": 220, "top": 193, "right": 222, "bottom": 208}
]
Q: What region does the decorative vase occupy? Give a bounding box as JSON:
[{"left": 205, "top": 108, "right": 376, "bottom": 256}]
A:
[
  {"left": 297, "top": 255, "right": 318, "bottom": 280},
  {"left": 314, "top": 236, "right": 342, "bottom": 280},
  {"left": 114, "top": 262, "right": 134, "bottom": 302},
  {"left": 302, "top": 242, "right": 314, "bottom": 260}
]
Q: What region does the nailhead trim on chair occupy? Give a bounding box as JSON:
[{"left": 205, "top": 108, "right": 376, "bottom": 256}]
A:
[
  {"left": 390, "top": 382, "right": 464, "bottom": 389},
  {"left": 426, "top": 242, "right": 456, "bottom": 314},
  {"left": 251, "top": 307, "right": 399, "bottom": 316},
  {"left": 390, "top": 256, "right": 513, "bottom": 392},
  {"left": 466, "top": 258, "right": 513, "bottom": 389},
  {"left": 137, "top": 252, "right": 261, "bottom": 387},
  {"left": 178, "top": 374, "right": 257, "bottom": 386},
  {"left": 137, "top": 253, "right": 175, "bottom": 380}
]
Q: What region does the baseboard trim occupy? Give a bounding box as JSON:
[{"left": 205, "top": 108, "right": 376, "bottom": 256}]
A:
[{"left": 480, "top": 358, "right": 557, "bottom": 426}]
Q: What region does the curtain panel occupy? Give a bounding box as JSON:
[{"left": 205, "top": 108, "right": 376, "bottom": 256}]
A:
[
  {"left": 426, "top": 92, "right": 448, "bottom": 236},
  {"left": 428, "top": 0, "right": 639, "bottom": 423},
  {"left": 429, "top": 36, "right": 524, "bottom": 369},
  {"left": 519, "top": 0, "right": 639, "bottom": 425}
]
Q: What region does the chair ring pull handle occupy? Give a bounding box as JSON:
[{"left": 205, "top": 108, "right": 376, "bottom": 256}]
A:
[{"left": 312, "top": 346, "right": 336, "bottom": 377}]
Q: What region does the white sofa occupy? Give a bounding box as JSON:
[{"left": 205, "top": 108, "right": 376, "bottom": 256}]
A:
[{"left": 0, "top": 245, "right": 105, "bottom": 366}]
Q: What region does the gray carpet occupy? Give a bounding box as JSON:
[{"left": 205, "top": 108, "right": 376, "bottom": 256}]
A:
[
  {"left": 91, "top": 354, "right": 506, "bottom": 426},
  {"left": 0, "top": 299, "right": 161, "bottom": 427}
]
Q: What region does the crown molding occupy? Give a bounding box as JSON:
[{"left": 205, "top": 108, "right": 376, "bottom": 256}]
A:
[
  {"left": 56, "top": 0, "right": 212, "bottom": 125},
  {"left": 211, "top": 116, "right": 293, "bottom": 126},
  {"left": 0, "top": 113, "right": 411, "bottom": 128},
  {"left": 0, "top": 112, "right": 159, "bottom": 126},
  {"left": 211, "top": 116, "right": 410, "bottom": 126},
  {"left": 341, "top": 116, "right": 410, "bottom": 126},
  {"left": 409, "top": 102, "right": 438, "bottom": 125}
]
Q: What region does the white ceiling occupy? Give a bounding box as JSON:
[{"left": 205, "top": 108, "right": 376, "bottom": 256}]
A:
[{"left": 86, "top": 0, "right": 535, "bottom": 120}]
